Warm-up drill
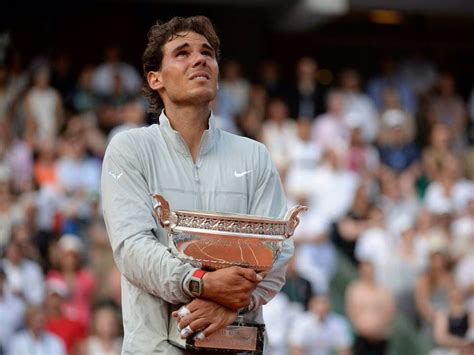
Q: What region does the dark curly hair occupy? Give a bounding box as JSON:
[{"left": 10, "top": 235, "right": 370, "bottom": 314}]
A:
[{"left": 142, "top": 16, "right": 220, "bottom": 112}]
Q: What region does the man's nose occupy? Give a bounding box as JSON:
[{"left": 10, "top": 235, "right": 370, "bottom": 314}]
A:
[{"left": 191, "top": 52, "right": 207, "bottom": 67}]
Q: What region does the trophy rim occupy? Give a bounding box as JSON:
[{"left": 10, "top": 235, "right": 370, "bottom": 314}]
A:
[{"left": 173, "top": 209, "right": 287, "bottom": 225}]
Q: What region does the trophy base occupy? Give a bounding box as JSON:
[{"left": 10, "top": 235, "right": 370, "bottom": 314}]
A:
[{"left": 168, "top": 316, "right": 264, "bottom": 354}]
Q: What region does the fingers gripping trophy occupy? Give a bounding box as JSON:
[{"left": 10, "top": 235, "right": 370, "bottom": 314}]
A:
[{"left": 152, "top": 194, "right": 306, "bottom": 353}]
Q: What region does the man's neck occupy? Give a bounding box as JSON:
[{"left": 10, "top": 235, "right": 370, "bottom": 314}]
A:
[{"left": 164, "top": 104, "right": 210, "bottom": 163}]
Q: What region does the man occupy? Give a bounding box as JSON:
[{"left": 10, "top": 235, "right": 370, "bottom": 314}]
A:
[
  {"left": 1, "top": 238, "right": 45, "bottom": 305},
  {"left": 0, "top": 265, "right": 25, "bottom": 355},
  {"left": 101, "top": 16, "right": 292, "bottom": 353},
  {"left": 289, "top": 293, "right": 353, "bottom": 355},
  {"left": 345, "top": 260, "right": 396, "bottom": 355},
  {"left": 7, "top": 304, "right": 66, "bottom": 355},
  {"left": 44, "top": 279, "right": 86, "bottom": 355}
]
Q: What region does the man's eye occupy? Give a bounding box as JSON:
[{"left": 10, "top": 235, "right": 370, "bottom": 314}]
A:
[
  {"left": 177, "top": 51, "right": 188, "bottom": 58},
  {"left": 202, "top": 51, "right": 213, "bottom": 57}
]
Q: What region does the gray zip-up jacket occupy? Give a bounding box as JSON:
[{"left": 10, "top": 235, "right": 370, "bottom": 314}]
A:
[{"left": 101, "top": 112, "right": 293, "bottom": 354}]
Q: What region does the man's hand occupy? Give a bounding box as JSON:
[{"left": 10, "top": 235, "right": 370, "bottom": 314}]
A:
[
  {"left": 201, "top": 266, "right": 262, "bottom": 310},
  {"left": 172, "top": 299, "right": 237, "bottom": 340}
]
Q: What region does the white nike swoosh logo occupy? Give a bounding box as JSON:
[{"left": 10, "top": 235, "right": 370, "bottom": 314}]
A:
[
  {"left": 108, "top": 171, "right": 123, "bottom": 181},
  {"left": 234, "top": 170, "right": 253, "bottom": 178}
]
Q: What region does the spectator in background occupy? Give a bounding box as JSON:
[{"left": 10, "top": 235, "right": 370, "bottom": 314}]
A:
[
  {"left": 4, "top": 52, "right": 29, "bottom": 126},
  {"left": 56, "top": 119, "right": 101, "bottom": 235},
  {"left": 45, "top": 278, "right": 86, "bottom": 355},
  {"left": 334, "top": 183, "right": 374, "bottom": 265},
  {"left": 427, "top": 72, "right": 467, "bottom": 149},
  {"left": 455, "top": 234, "right": 474, "bottom": 312},
  {"left": 378, "top": 108, "right": 420, "bottom": 174},
  {"left": 415, "top": 246, "right": 456, "bottom": 339},
  {"left": 72, "top": 65, "right": 99, "bottom": 114},
  {"left": 259, "top": 59, "right": 285, "bottom": 98},
  {"left": 107, "top": 98, "right": 146, "bottom": 142},
  {"left": 8, "top": 304, "right": 66, "bottom": 355},
  {"left": 218, "top": 59, "right": 250, "bottom": 118},
  {"left": 91, "top": 45, "right": 142, "bottom": 98},
  {"left": 261, "top": 97, "right": 297, "bottom": 178},
  {"left": 285, "top": 118, "right": 322, "bottom": 202},
  {"left": 0, "top": 119, "right": 33, "bottom": 193},
  {"left": 87, "top": 222, "right": 119, "bottom": 304},
  {"left": 378, "top": 87, "right": 416, "bottom": 142},
  {"left": 424, "top": 154, "right": 474, "bottom": 216},
  {"left": 51, "top": 53, "right": 76, "bottom": 103},
  {"left": 422, "top": 123, "right": 454, "bottom": 183},
  {"left": 433, "top": 287, "right": 474, "bottom": 354},
  {"left": 344, "top": 113, "right": 380, "bottom": 177},
  {"left": 367, "top": 57, "right": 417, "bottom": 115},
  {"left": 33, "top": 138, "right": 58, "bottom": 188},
  {"left": 78, "top": 303, "right": 122, "bottom": 355},
  {"left": 263, "top": 292, "right": 302, "bottom": 355},
  {"left": 354, "top": 207, "right": 395, "bottom": 286},
  {"left": 346, "top": 261, "right": 396, "bottom": 355},
  {"left": 0, "top": 166, "right": 25, "bottom": 248},
  {"left": 46, "top": 235, "right": 96, "bottom": 328},
  {"left": 377, "top": 169, "right": 419, "bottom": 236},
  {"left": 399, "top": 53, "right": 438, "bottom": 98},
  {"left": 288, "top": 57, "right": 326, "bottom": 120},
  {"left": 450, "top": 195, "right": 474, "bottom": 261},
  {"left": 23, "top": 65, "right": 64, "bottom": 147},
  {"left": 308, "top": 148, "right": 359, "bottom": 223},
  {"left": 247, "top": 83, "right": 268, "bottom": 123},
  {"left": 236, "top": 107, "right": 262, "bottom": 141},
  {"left": 312, "top": 90, "right": 350, "bottom": 155},
  {"left": 289, "top": 293, "right": 353, "bottom": 355},
  {"left": 339, "top": 68, "right": 379, "bottom": 143},
  {"left": 0, "top": 65, "right": 16, "bottom": 120},
  {"left": 0, "top": 265, "right": 25, "bottom": 355},
  {"left": 293, "top": 209, "right": 336, "bottom": 295},
  {"left": 281, "top": 256, "right": 312, "bottom": 310},
  {"left": 2, "top": 238, "right": 44, "bottom": 305}
]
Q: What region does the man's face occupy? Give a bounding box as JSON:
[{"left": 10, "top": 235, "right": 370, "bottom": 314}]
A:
[{"left": 149, "top": 31, "right": 218, "bottom": 107}]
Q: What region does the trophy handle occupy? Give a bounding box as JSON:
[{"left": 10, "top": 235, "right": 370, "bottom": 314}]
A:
[
  {"left": 151, "top": 194, "right": 174, "bottom": 228},
  {"left": 284, "top": 205, "right": 308, "bottom": 238}
]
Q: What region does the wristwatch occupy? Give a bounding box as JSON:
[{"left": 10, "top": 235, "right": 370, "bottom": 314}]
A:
[{"left": 189, "top": 269, "right": 207, "bottom": 297}]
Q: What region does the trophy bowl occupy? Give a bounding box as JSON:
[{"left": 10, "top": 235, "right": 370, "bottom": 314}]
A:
[{"left": 152, "top": 194, "right": 307, "bottom": 272}]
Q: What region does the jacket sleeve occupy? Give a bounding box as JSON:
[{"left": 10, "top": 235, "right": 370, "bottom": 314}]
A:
[
  {"left": 101, "top": 131, "right": 194, "bottom": 305},
  {"left": 247, "top": 143, "right": 294, "bottom": 310}
]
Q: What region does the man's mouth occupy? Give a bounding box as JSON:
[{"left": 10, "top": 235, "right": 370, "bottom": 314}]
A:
[{"left": 189, "top": 72, "right": 210, "bottom": 81}]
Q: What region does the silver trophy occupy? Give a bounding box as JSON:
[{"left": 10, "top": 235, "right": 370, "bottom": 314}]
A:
[{"left": 152, "top": 194, "right": 307, "bottom": 353}]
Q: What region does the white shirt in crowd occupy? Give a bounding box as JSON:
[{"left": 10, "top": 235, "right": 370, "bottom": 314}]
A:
[
  {"left": 26, "top": 87, "right": 61, "bottom": 141},
  {"left": 311, "top": 113, "right": 349, "bottom": 154},
  {"left": 91, "top": 62, "right": 142, "bottom": 96},
  {"left": 342, "top": 92, "right": 379, "bottom": 143},
  {"left": 289, "top": 312, "right": 353, "bottom": 355},
  {"left": 263, "top": 293, "right": 304, "bottom": 355},
  {"left": 7, "top": 330, "right": 65, "bottom": 355},
  {"left": 355, "top": 226, "right": 396, "bottom": 286},
  {"left": 0, "top": 289, "right": 25, "bottom": 352},
  {"left": 455, "top": 253, "right": 474, "bottom": 312},
  {"left": 262, "top": 120, "right": 298, "bottom": 172},
  {"left": 424, "top": 179, "right": 474, "bottom": 214},
  {"left": 2, "top": 259, "right": 45, "bottom": 305},
  {"left": 308, "top": 163, "right": 359, "bottom": 222}
]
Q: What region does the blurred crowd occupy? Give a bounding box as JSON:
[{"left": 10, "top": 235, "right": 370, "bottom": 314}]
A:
[{"left": 0, "top": 44, "right": 474, "bottom": 355}]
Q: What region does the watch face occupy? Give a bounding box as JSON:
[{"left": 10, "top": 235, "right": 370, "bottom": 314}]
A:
[{"left": 190, "top": 279, "right": 201, "bottom": 296}]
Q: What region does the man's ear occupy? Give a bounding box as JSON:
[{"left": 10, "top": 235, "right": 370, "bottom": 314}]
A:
[{"left": 147, "top": 71, "right": 163, "bottom": 90}]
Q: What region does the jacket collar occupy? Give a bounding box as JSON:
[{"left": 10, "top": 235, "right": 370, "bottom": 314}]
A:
[{"left": 158, "top": 110, "right": 217, "bottom": 159}]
